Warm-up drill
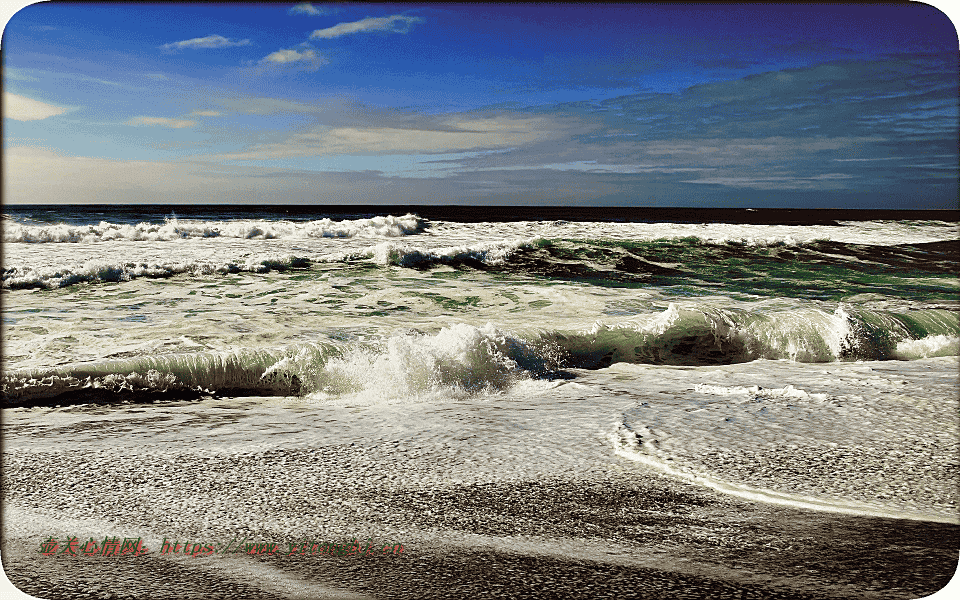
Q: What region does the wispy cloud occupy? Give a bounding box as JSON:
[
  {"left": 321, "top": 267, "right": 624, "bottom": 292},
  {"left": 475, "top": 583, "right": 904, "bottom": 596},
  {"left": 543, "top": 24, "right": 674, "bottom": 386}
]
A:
[
  {"left": 467, "top": 161, "right": 709, "bottom": 174},
  {"left": 216, "top": 96, "right": 338, "bottom": 115},
  {"left": 7, "top": 68, "right": 123, "bottom": 87},
  {"left": 125, "top": 116, "right": 197, "bottom": 129},
  {"left": 189, "top": 110, "right": 222, "bottom": 117},
  {"left": 204, "top": 115, "right": 560, "bottom": 160},
  {"left": 4, "top": 68, "right": 39, "bottom": 82},
  {"left": 833, "top": 156, "right": 902, "bottom": 162},
  {"left": 682, "top": 173, "right": 856, "bottom": 190},
  {"left": 197, "top": 51, "right": 956, "bottom": 197},
  {"left": 258, "top": 48, "right": 327, "bottom": 71},
  {"left": 160, "top": 35, "right": 251, "bottom": 52},
  {"left": 309, "top": 15, "right": 423, "bottom": 40},
  {"left": 4, "top": 93, "right": 69, "bottom": 121},
  {"left": 288, "top": 3, "right": 336, "bottom": 16}
]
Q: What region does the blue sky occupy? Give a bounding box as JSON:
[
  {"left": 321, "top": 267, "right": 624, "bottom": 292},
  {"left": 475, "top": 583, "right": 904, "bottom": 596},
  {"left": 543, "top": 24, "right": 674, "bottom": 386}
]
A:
[{"left": 3, "top": 2, "right": 958, "bottom": 207}]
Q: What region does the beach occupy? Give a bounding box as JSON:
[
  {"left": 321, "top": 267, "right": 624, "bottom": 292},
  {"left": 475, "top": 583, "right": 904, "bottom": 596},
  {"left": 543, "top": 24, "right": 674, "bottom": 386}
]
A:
[
  {"left": 3, "top": 389, "right": 958, "bottom": 600},
  {"left": 5, "top": 2, "right": 960, "bottom": 597},
  {"left": 2, "top": 207, "right": 959, "bottom": 599}
]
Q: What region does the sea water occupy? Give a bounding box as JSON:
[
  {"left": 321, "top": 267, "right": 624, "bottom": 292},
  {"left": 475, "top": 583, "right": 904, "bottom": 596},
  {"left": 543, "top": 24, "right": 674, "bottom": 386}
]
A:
[{"left": 2, "top": 206, "right": 957, "bottom": 523}]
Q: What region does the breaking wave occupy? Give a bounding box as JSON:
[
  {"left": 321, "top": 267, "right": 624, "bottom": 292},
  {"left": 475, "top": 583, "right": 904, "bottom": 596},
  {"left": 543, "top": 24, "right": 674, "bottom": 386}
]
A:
[
  {"left": 2, "top": 254, "right": 312, "bottom": 290},
  {"left": 6, "top": 232, "right": 957, "bottom": 295},
  {"left": 4, "top": 307, "right": 957, "bottom": 406},
  {"left": 337, "top": 239, "right": 537, "bottom": 268},
  {"left": 3, "top": 214, "right": 424, "bottom": 243},
  {"left": 547, "top": 304, "right": 959, "bottom": 366},
  {"left": 1, "top": 324, "right": 557, "bottom": 406},
  {"left": 334, "top": 237, "right": 960, "bottom": 289}
]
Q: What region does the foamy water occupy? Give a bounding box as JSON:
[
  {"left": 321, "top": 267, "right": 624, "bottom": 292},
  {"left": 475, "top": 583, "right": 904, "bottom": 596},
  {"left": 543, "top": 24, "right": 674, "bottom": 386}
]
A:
[{"left": 2, "top": 207, "right": 958, "bottom": 522}]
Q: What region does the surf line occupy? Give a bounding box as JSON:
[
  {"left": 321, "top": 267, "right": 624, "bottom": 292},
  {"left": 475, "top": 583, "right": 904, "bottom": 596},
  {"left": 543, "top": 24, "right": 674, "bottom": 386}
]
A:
[{"left": 609, "top": 425, "right": 959, "bottom": 525}]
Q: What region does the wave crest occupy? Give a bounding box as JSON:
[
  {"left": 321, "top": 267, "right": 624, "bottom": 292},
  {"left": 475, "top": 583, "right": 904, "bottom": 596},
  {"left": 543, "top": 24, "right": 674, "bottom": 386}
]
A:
[
  {"left": 3, "top": 214, "right": 424, "bottom": 243},
  {"left": 4, "top": 307, "right": 956, "bottom": 406},
  {"left": 1, "top": 254, "right": 311, "bottom": 290}
]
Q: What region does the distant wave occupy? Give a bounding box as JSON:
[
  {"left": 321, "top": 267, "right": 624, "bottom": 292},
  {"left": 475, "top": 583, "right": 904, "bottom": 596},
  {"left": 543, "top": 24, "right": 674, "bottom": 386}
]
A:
[
  {"left": 335, "top": 239, "right": 538, "bottom": 268},
  {"left": 1, "top": 254, "right": 311, "bottom": 290},
  {"left": 335, "top": 237, "right": 960, "bottom": 290},
  {"left": 2, "top": 214, "right": 424, "bottom": 243},
  {"left": 4, "top": 308, "right": 957, "bottom": 406},
  {"left": 5, "top": 235, "right": 958, "bottom": 296}
]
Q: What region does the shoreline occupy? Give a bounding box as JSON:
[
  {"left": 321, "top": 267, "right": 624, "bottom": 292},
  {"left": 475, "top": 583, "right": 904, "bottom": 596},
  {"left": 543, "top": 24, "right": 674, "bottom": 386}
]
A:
[{"left": 611, "top": 431, "right": 959, "bottom": 525}]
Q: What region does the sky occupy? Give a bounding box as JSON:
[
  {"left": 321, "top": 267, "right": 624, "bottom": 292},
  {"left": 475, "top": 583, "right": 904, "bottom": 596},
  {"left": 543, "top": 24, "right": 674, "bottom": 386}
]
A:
[{"left": 2, "top": 2, "right": 958, "bottom": 207}]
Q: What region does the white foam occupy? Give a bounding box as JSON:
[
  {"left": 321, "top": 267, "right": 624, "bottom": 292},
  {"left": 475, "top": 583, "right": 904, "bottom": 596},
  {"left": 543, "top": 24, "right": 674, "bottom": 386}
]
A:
[
  {"left": 2, "top": 214, "right": 423, "bottom": 244},
  {"left": 693, "top": 383, "right": 829, "bottom": 401},
  {"left": 285, "top": 323, "right": 553, "bottom": 402},
  {"left": 565, "top": 303, "right": 872, "bottom": 365},
  {"left": 424, "top": 219, "right": 958, "bottom": 247},
  {"left": 894, "top": 335, "right": 960, "bottom": 359},
  {"left": 1, "top": 253, "right": 311, "bottom": 289},
  {"left": 349, "top": 238, "right": 536, "bottom": 268}
]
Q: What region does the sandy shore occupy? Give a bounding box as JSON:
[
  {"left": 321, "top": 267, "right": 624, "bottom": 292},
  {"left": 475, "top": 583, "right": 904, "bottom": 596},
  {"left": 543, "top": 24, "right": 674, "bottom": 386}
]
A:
[{"left": 3, "top": 442, "right": 958, "bottom": 600}]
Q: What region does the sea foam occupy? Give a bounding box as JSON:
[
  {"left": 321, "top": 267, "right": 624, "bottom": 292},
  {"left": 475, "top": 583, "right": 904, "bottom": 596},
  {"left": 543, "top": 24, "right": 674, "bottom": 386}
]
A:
[
  {"left": 4, "top": 304, "right": 957, "bottom": 405},
  {"left": 1, "top": 254, "right": 312, "bottom": 290},
  {"left": 3, "top": 214, "right": 424, "bottom": 243}
]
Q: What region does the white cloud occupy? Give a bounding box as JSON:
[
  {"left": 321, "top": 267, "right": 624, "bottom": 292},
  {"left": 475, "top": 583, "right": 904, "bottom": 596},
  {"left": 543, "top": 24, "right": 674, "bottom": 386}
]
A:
[
  {"left": 190, "top": 110, "right": 222, "bottom": 117},
  {"left": 309, "top": 15, "right": 423, "bottom": 40},
  {"left": 258, "top": 48, "right": 327, "bottom": 71},
  {"left": 125, "top": 116, "right": 197, "bottom": 129},
  {"left": 4, "top": 93, "right": 69, "bottom": 121},
  {"left": 161, "top": 35, "right": 251, "bottom": 52},
  {"left": 262, "top": 48, "right": 315, "bottom": 64},
  {"left": 288, "top": 3, "right": 333, "bottom": 16}
]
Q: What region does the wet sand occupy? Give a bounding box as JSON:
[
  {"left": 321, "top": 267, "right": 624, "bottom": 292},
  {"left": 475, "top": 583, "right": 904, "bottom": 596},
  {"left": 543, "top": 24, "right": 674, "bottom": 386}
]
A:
[
  {"left": 3, "top": 442, "right": 958, "bottom": 599},
  {"left": 3, "top": 364, "right": 959, "bottom": 600}
]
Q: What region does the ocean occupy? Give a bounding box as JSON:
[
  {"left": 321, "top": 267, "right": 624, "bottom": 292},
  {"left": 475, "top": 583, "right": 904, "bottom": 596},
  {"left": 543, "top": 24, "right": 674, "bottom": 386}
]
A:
[{"left": 2, "top": 205, "right": 959, "bottom": 598}]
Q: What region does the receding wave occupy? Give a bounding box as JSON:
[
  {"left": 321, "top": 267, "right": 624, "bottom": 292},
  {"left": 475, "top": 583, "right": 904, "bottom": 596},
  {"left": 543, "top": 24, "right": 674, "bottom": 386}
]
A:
[
  {"left": 1, "top": 254, "right": 311, "bottom": 290},
  {"left": 610, "top": 423, "right": 958, "bottom": 524},
  {"left": 2, "top": 214, "right": 424, "bottom": 243},
  {"left": 4, "top": 308, "right": 957, "bottom": 406}
]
